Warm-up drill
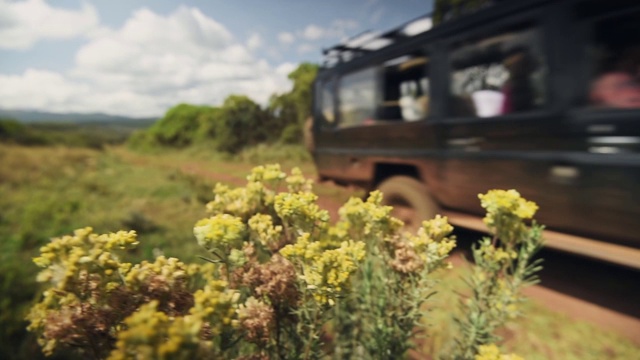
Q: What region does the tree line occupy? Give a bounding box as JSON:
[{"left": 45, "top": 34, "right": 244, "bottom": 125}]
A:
[{"left": 129, "top": 63, "right": 318, "bottom": 154}]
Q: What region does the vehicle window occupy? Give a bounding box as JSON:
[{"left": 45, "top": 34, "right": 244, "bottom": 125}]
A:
[
  {"left": 338, "top": 67, "right": 377, "bottom": 127},
  {"left": 381, "top": 52, "right": 429, "bottom": 122},
  {"left": 449, "top": 25, "right": 546, "bottom": 118},
  {"left": 319, "top": 79, "right": 335, "bottom": 125},
  {"left": 581, "top": 5, "right": 640, "bottom": 110}
]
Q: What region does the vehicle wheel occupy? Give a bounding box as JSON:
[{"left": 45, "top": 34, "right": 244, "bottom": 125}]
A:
[{"left": 377, "top": 176, "right": 440, "bottom": 232}]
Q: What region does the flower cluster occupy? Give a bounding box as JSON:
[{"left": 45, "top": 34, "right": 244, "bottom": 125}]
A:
[
  {"left": 274, "top": 192, "right": 330, "bottom": 234},
  {"left": 479, "top": 190, "right": 538, "bottom": 221},
  {"left": 280, "top": 233, "right": 366, "bottom": 305},
  {"left": 479, "top": 190, "right": 538, "bottom": 244},
  {"left": 239, "top": 254, "right": 298, "bottom": 308},
  {"left": 28, "top": 228, "right": 141, "bottom": 356},
  {"left": 248, "top": 214, "right": 284, "bottom": 251},
  {"left": 389, "top": 215, "right": 457, "bottom": 274},
  {"left": 191, "top": 165, "right": 366, "bottom": 356},
  {"left": 189, "top": 280, "right": 238, "bottom": 335},
  {"left": 475, "top": 344, "right": 524, "bottom": 360},
  {"left": 194, "top": 214, "right": 246, "bottom": 254},
  {"left": 107, "top": 281, "right": 238, "bottom": 360},
  {"left": 236, "top": 297, "right": 274, "bottom": 345},
  {"left": 123, "top": 256, "right": 195, "bottom": 316},
  {"left": 27, "top": 164, "right": 537, "bottom": 360},
  {"left": 337, "top": 190, "right": 404, "bottom": 240},
  {"left": 476, "top": 239, "right": 518, "bottom": 269},
  {"left": 451, "top": 190, "right": 543, "bottom": 359},
  {"left": 246, "top": 164, "right": 287, "bottom": 186},
  {"left": 108, "top": 301, "right": 173, "bottom": 360},
  {"left": 33, "top": 227, "right": 138, "bottom": 291},
  {"left": 205, "top": 182, "right": 266, "bottom": 220},
  {"left": 285, "top": 167, "right": 313, "bottom": 193},
  {"left": 206, "top": 164, "right": 292, "bottom": 220},
  {"left": 26, "top": 228, "right": 233, "bottom": 358}
]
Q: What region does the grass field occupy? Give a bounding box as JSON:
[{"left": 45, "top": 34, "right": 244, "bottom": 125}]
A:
[{"left": 0, "top": 143, "right": 636, "bottom": 359}]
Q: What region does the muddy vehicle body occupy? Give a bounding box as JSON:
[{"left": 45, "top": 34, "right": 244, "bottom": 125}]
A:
[{"left": 310, "top": 0, "right": 640, "bottom": 268}]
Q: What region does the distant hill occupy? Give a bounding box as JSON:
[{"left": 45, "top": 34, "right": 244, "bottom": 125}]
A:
[{"left": 0, "top": 109, "right": 157, "bottom": 127}]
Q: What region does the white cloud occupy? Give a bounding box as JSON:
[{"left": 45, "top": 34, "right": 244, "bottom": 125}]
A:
[
  {"left": 0, "top": 5, "right": 294, "bottom": 117},
  {"left": 278, "top": 32, "right": 295, "bottom": 44},
  {"left": 276, "top": 62, "right": 297, "bottom": 77},
  {"left": 297, "top": 43, "right": 315, "bottom": 55},
  {"left": 302, "top": 24, "right": 325, "bottom": 40},
  {"left": 0, "top": 0, "right": 100, "bottom": 50},
  {"left": 0, "top": 69, "right": 88, "bottom": 110},
  {"left": 369, "top": 8, "right": 385, "bottom": 25},
  {"left": 246, "top": 33, "right": 262, "bottom": 51},
  {"left": 332, "top": 19, "right": 359, "bottom": 33},
  {"left": 298, "top": 19, "right": 359, "bottom": 42}
]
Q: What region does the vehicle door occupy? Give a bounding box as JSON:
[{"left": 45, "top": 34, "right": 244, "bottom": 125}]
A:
[
  {"left": 437, "top": 6, "right": 586, "bottom": 237},
  {"left": 563, "top": 0, "right": 640, "bottom": 247}
]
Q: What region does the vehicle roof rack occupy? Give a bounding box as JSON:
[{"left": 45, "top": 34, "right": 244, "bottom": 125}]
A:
[{"left": 321, "top": 14, "right": 433, "bottom": 68}]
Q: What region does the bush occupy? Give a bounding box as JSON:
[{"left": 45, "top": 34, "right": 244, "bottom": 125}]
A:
[
  {"left": 0, "top": 118, "right": 49, "bottom": 146},
  {"left": 145, "top": 104, "right": 217, "bottom": 147},
  {"left": 214, "top": 95, "right": 269, "bottom": 154},
  {"left": 235, "top": 143, "right": 311, "bottom": 165},
  {"left": 279, "top": 123, "right": 302, "bottom": 145},
  {"left": 26, "top": 165, "right": 543, "bottom": 359},
  {"left": 0, "top": 118, "right": 27, "bottom": 139}
]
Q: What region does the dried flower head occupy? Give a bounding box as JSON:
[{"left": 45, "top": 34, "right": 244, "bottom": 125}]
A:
[
  {"left": 240, "top": 254, "right": 299, "bottom": 307},
  {"left": 389, "top": 240, "right": 424, "bottom": 274},
  {"left": 237, "top": 297, "right": 274, "bottom": 345}
]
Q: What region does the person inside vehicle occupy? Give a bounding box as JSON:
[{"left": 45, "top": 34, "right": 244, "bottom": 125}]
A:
[
  {"left": 500, "top": 49, "right": 535, "bottom": 114},
  {"left": 590, "top": 71, "right": 640, "bottom": 109}
]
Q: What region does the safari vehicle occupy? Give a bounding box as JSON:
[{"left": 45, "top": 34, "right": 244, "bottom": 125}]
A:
[{"left": 309, "top": 0, "right": 640, "bottom": 269}]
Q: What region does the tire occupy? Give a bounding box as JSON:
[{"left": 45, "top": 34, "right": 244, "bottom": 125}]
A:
[{"left": 377, "top": 176, "right": 440, "bottom": 232}]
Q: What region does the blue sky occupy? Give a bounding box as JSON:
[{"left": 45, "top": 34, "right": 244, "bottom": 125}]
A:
[{"left": 0, "top": 0, "right": 431, "bottom": 117}]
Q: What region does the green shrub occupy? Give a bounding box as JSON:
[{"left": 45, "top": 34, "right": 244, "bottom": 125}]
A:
[
  {"left": 0, "top": 118, "right": 27, "bottom": 139},
  {"left": 146, "top": 104, "right": 216, "bottom": 147},
  {"left": 235, "top": 143, "right": 311, "bottom": 165},
  {"left": 214, "top": 95, "right": 269, "bottom": 154},
  {"left": 279, "top": 123, "right": 302, "bottom": 144}
]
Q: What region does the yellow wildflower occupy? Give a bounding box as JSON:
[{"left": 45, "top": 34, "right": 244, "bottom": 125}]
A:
[
  {"left": 475, "top": 344, "right": 525, "bottom": 360},
  {"left": 285, "top": 167, "right": 313, "bottom": 193},
  {"left": 248, "top": 213, "right": 283, "bottom": 249},
  {"left": 274, "top": 192, "right": 329, "bottom": 232},
  {"left": 338, "top": 191, "right": 403, "bottom": 239},
  {"left": 246, "top": 164, "right": 286, "bottom": 185},
  {"left": 479, "top": 189, "right": 538, "bottom": 224},
  {"left": 283, "top": 236, "right": 365, "bottom": 305},
  {"left": 194, "top": 214, "right": 246, "bottom": 253}
]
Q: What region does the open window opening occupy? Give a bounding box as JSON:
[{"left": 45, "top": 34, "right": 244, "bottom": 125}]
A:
[
  {"left": 449, "top": 24, "right": 546, "bottom": 118},
  {"left": 338, "top": 67, "right": 377, "bottom": 128},
  {"left": 380, "top": 52, "right": 429, "bottom": 122},
  {"left": 580, "top": 3, "right": 640, "bottom": 110}
]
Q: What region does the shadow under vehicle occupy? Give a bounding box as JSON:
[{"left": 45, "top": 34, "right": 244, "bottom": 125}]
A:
[{"left": 309, "top": 0, "right": 640, "bottom": 269}]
